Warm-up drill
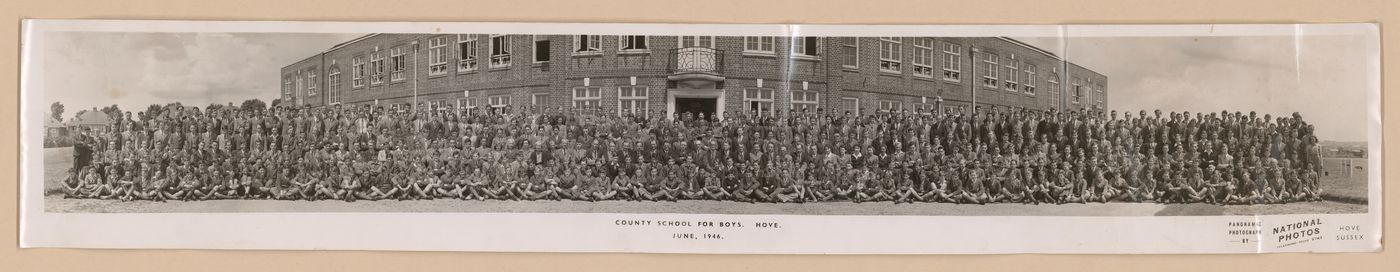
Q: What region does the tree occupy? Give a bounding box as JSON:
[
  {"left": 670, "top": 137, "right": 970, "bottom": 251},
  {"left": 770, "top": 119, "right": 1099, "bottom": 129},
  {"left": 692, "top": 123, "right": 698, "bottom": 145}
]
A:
[
  {"left": 50, "top": 102, "right": 65, "bottom": 121},
  {"left": 206, "top": 103, "right": 225, "bottom": 111},
  {"left": 100, "top": 105, "right": 122, "bottom": 121},
  {"left": 240, "top": 99, "right": 268, "bottom": 112},
  {"left": 270, "top": 98, "right": 284, "bottom": 109},
  {"left": 143, "top": 104, "right": 166, "bottom": 121}
]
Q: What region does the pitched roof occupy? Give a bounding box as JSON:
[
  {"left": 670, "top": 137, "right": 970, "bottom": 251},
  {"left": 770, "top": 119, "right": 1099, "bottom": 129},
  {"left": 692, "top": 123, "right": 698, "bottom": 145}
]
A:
[
  {"left": 44, "top": 116, "right": 64, "bottom": 128},
  {"left": 69, "top": 110, "right": 113, "bottom": 126}
]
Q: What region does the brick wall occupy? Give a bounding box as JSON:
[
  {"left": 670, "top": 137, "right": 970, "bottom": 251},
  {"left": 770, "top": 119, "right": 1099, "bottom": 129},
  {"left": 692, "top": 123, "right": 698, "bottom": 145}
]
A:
[{"left": 283, "top": 34, "right": 1106, "bottom": 117}]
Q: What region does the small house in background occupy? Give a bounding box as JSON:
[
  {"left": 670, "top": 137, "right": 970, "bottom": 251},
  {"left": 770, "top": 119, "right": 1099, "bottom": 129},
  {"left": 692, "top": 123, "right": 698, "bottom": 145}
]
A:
[
  {"left": 67, "top": 109, "right": 114, "bottom": 133},
  {"left": 44, "top": 115, "right": 67, "bottom": 138}
]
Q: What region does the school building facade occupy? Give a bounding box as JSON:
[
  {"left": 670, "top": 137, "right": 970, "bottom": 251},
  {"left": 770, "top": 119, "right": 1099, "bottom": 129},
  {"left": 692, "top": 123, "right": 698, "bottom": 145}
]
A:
[{"left": 281, "top": 34, "right": 1107, "bottom": 118}]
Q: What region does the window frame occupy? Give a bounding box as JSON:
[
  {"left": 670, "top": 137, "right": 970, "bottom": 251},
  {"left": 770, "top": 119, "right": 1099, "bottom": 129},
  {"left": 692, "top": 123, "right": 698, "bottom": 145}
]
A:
[
  {"left": 1003, "top": 55, "right": 1019, "bottom": 91},
  {"left": 839, "top": 37, "right": 858, "bottom": 69},
  {"left": 618, "top": 35, "right": 649, "bottom": 52},
  {"left": 294, "top": 73, "right": 304, "bottom": 102},
  {"left": 282, "top": 77, "right": 293, "bottom": 100},
  {"left": 1023, "top": 64, "right": 1037, "bottom": 94},
  {"left": 369, "top": 50, "right": 385, "bottom": 85},
  {"left": 489, "top": 34, "right": 512, "bottom": 68},
  {"left": 571, "top": 87, "right": 602, "bottom": 108},
  {"left": 792, "top": 36, "right": 821, "bottom": 58},
  {"left": 791, "top": 90, "right": 821, "bottom": 112},
  {"left": 941, "top": 42, "right": 962, "bottom": 82},
  {"left": 878, "top": 37, "right": 903, "bottom": 73},
  {"left": 743, "top": 36, "right": 776, "bottom": 55},
  {"left": 617, "top": 86, "right": 648, "bottom": 115},
  {"left": 842, "top": 97, "right": 861, "bottom": 115},
  {"left": 428, "top": 36, "right": 450, "bottom": 75},
  {"left": 327, "top": 67, "right": 341, "bottom": 104},
  {"left": 531, "top": 93, "right": 550, "bottom": 106},
  {"left": 306, "top": 68, "right": 318, "bottom": 96},
  {"left": 457, "top": 34, "right": 479, "bottom": 72},
  {"left": 911, "top": 38, "right": 935, "bottom": 78},
  {"left": 981, "top": 53, "right": 999, "bottom": 88},
  {"left": 458, "top": 97, "right": 481, "bottom": 109},
  {"left": 1072, "top": 78, "right": 1083, "bottom": 104},
  {"left": 1095, "top": 83, "right": 1105, "bottom": 104},
  {"left": 743, "top": 88, "right": 776, "bottom": 116},
  {"left": 533, "top": 35, "right": 551, "bottom": 63},
  {"left": 428, "top": 100, "right": 448, "bottom": 111},
  {"left": 351, "top": 55, "right": 366, "bottom": 88},
  {"left": 879, "top": 100, "right": 902, "bottom": 113},
  {"left": 677, "top": 36, "right": 715, "bottom": 48},
  {"left": 390, "top": 46, "right": 407, "bottom": 82},
  {"left": 488, "top": 95, "right": 511, "bottom": 108},
  {"left": 573, "top": 35, "right": 602, "bottom": 55}
]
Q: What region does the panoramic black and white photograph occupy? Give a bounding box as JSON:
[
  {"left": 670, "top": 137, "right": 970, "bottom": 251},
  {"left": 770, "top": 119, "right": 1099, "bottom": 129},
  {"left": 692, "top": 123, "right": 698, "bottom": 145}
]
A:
[
  {"left": 20, "top": 21, "right": 1381, "bottom": 254},
  {"left": 34, "top": 28, "right": 1373, "bottom": 216}
]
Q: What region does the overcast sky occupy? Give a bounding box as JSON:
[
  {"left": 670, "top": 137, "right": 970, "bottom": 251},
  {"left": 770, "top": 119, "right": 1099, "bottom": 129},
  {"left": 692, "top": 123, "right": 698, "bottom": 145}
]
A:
[
  {"left": 41, "top": 32, "right": 362, "bottom": 115},
  {"left": 41, "top": 31, "right": 1372, "bottom": 141},
  {"left": 1016, "top": 34, "right": 1372, "bottom": 141}
]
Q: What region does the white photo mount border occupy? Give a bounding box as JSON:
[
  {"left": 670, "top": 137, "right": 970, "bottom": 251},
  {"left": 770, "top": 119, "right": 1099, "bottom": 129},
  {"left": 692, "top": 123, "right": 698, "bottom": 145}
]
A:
[{"left": 18, "top": 20, "right": 1382, "bottom": 254}]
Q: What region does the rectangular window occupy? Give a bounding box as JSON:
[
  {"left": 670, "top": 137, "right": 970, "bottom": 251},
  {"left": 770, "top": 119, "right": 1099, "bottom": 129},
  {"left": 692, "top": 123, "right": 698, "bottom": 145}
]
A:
[
  {"left": 283, "top": 77, "right": 292, "bottom": 99},
  {"left": 390, "top": 47, "right": 406, "bottom": 82},
  {"left": 489, "top": 35, "right": 512, "bottom": 68},
  {"left": 1004, "top": 57, "right": 1019, "bottom": 90},
  {"left": 370, "top": 51, "right": 385, "bottom": 85},
  {"left": 351, "top": 56, "right": 366, "bottom": 87},
  {"left": 1095, "top": 84, "right": 1105, "bottom": 104},
  {"left": 841, "top": 97, "right": 860, "bottom": 115},
  {"left": 743, "top": 88, "right": 775, "bottom": 116},
  {"left": 489, "top": 95, "right": 511, "bottom": 108},
  {"left": 458, "top": 97, "right": 480, "bottom": 109},
  {"left": 744, "top": 36, "right": 775, "bottom": 54},
  {"left": 327, "top": 69, "right": 341, "bottom": 104},
  {"left": 306, "top": 69, "right": 318, "bottom": 96},
  {"left": 793, "top": 37, "right": 820, "bottom": 57},
  {"left": 678, "top": 36, "right": 714, "bottom": 48},
  {"left": 294, "top": 74, "right": 304, "bottom": 103},
  {"left": 619, "top": 35, "right": 648, "bottom": 51},
  {"left": 791, "top": 90, "right": 820, "bottom": 112},
  {"left": 429, "top": 100, "right": 447, "bottom": 111},
  {"left": 574, "top": 35, "right": 601, "bottom": 54},
  {"left": 1072, "top": 78, "right": 1083, "bottom": 104},
  {"left": 879, "top": 100, "right": 901, "bottom": 113},
  {"left": 618, "top": 86, "right": 648, "bottom": 115},
  {"left": 572, "top": 87, "right": 602, "bottom": 108},
  {"left": 879, "top": 37, "right": 902, "bottom": 73},
  {"left": 941, "top": 43, "right": 962, "bottom": 81},
  {"left": 839, "top": 37, "right": 858, "bottom": 68},
  {"left": 428, "top": 36, "right": 449, "bottom": 75},
  {"left": 914, "top": 103, "right": 935, "bottom": 114},
  {"left": 912, "top": 38, "right": 934, "bottom": 78},
  {"left": 533, "top": 35, "right": 551, "bottom": 63},
  {"left": 458, "top": 34, "right": 479, "bottom": 72},
  {"left": 981, "top": 53, "right": 999, "bottom": 88},
  {"left": 1023, "top": 64, "right": 1037, "bottom": 94},
  {"left": 532, "top": 94, "right": 550, "bottom": 106}
]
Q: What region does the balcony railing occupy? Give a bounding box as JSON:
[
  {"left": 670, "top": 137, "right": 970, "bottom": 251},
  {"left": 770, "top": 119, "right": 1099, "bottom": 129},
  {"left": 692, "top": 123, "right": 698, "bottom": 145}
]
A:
[{"left": 669, "top": 47, "right": 723, "bottom": 75}]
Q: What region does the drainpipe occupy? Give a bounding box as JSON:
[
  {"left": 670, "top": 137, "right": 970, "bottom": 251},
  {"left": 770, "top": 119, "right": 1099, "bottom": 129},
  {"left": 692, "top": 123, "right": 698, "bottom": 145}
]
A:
[{"left": 411, "top": 40, "right": 420, "bottom": 112}]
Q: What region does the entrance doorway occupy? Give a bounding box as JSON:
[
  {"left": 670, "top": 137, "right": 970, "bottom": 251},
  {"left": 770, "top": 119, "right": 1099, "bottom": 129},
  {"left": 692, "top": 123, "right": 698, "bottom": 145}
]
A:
[{"left": 675, "top": 97, "right": 718, "bottom": 120}]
